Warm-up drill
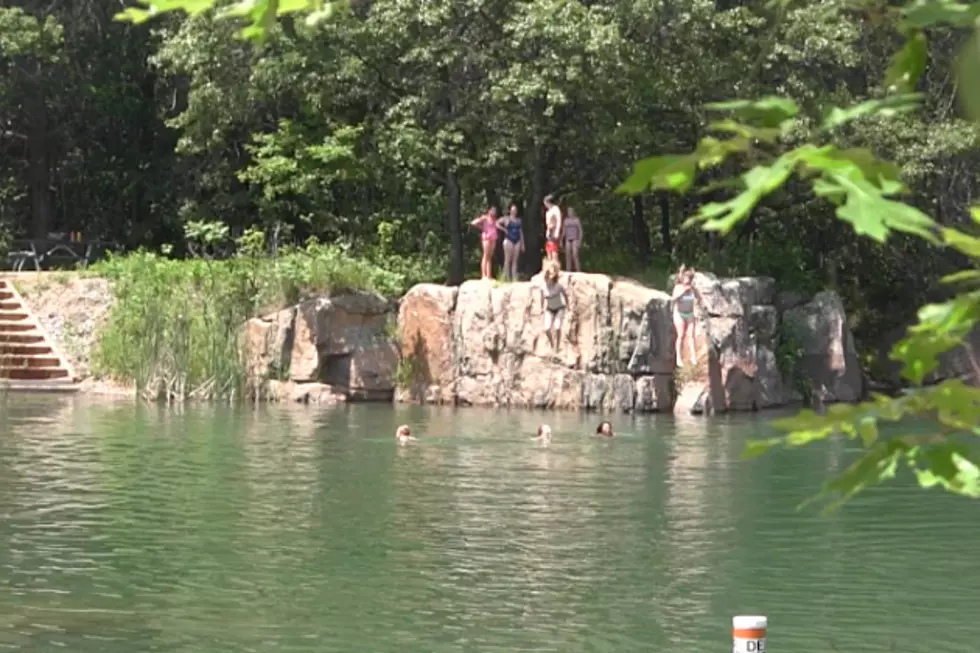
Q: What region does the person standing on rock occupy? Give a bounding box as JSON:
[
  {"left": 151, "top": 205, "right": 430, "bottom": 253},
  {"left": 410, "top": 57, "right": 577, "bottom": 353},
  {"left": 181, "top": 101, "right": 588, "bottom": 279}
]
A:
[
  {"left": 538, "top": 260, "right": 568, "bottom": 351},
  {"left": 471, "top": 206, "right": 499, "bottom": 280},
  {"left": 497, "top": 203, "right": 524, "bottom": 282},
  {"left": 561, "top": 207, "right": 583, "bottom": 272},
  {"left": 543, "top": 195, "right": 562, "bottom": 264},
  {"left": 671, "top": 265, "right": 704, "bottom": 367}
]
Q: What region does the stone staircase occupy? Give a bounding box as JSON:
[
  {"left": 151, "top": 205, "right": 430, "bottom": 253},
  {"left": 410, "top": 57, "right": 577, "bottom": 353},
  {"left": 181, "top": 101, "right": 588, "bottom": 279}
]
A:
[{"left": 0, "top": 278, "right": 79, "bottom": 392}]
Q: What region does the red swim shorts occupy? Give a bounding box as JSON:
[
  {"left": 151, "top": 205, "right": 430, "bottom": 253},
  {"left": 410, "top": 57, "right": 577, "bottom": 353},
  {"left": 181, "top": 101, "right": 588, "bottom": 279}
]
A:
[{"left": 545, "top": 239, "right": 559, "bottom": 255}]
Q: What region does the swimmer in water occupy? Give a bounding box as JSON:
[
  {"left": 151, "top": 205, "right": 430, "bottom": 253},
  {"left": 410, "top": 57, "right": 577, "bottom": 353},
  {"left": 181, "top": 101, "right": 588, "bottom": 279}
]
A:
[
  {"left": 596, "top": 421, "right": 614, "bottom": 437},
  {"left": 534, "top": 424, "right": 553, "bottom": 444},
  {"left": 395, "top": 424, "right": 415, "bottom": 444}
]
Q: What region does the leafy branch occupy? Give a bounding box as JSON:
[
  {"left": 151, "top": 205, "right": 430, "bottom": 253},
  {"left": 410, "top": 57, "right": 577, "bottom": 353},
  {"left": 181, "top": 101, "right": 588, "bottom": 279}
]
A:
[{"left": 619, "top": 0, "right": 980, "bottom": 509}]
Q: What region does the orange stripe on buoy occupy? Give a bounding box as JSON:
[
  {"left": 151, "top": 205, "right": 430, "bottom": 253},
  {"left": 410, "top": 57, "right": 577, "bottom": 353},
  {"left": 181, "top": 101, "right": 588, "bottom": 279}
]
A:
[{"left": 733, "top": 628, "right": 767, "bottom": 639}]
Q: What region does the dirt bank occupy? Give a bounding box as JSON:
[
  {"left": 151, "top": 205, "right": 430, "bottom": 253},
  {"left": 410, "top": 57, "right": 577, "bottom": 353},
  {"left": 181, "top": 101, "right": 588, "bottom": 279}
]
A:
[{"left": 8, "top": 273, "right": 135, "bottom": 397}]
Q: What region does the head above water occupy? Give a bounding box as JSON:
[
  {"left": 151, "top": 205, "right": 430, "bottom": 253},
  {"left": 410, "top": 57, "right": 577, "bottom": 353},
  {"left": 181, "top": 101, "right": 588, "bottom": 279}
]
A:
[
  {"left": 596, "top": 421, "right": 613, "bottom": 437},
  {"left": 537, "top": 424, "right": 552, "bottom": 439},
  {"left": 396, "top": 424, "right": 411, "bottom": 438}
]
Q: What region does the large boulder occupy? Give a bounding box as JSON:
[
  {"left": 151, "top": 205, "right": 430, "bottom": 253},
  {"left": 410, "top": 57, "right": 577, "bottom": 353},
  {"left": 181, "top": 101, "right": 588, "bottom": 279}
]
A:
[
  {"left": 671, "top": 272, "right": 786, "bottom": 413},
  {"left": 243, "top": 290, "right": 398, "bottom": 401},
  {"left": 395, "top": 273, "right": 675, "bottom": 412},
  {"left": 782, "top": 291, "right": 863, "bottom": 403},
  {"left": 396, "top": 284, "right": 458, "bottom": 404}
]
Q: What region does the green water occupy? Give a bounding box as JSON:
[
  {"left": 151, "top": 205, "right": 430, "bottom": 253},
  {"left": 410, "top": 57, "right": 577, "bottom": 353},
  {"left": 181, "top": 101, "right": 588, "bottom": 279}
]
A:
[{"left": 0, "top": 397, "right": 977, "bottom": 653}]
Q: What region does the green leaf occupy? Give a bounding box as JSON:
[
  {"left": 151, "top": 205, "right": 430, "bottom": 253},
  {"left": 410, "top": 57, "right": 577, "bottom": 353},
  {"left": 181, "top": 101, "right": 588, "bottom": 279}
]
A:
[
  {"left": 708, "top": 120, "right": 783, "bottom": 143},
  {"left": 827, "top": 171, "right": 937, "bottom": 243},
  {"left": 817, "top": 440, "right": 910, "bottom": 514},
  {"left": 822, "top": 94, "right": 922, "bottom": 130},
  {"left": 943, "top": 227, "right": 980, "bottom": 258},
  {"left": 857, "top": 417, "right": 879, "bottom": 447},
  {"left": 617, "top": 155, "right": 697, "bottom": 194},
  {"left": 796, "top": 146, "right": 904, "bottom": 190},
  {"left": 741, "top": 438, "right": 782, "bottom": 460},
  {"left": 885, "top": 30, "right": 928, "bottom": 93},
  {"left": 971, "top": 206, "right": 980, "bottom": 226},
  {"left": 693, "top": 136, "right": 752, "bottom": 167},
  {"left": 891, "top": 294, "right": 980, "bottom": 383},
  {"left": 940, "top": 269, "right": 980, "bottom": 285},
  {"left": 956, "top": 30, "right": 980, "bottom": 122},
  {"left": 705, "top": 97, "right": 799, "bottom": 128},
  {"left": 915, "top": 443, "right": 980, "bottom": 497},
  {"left": 685, "top": 155, "right": 795, "bottom": 233},
  {"left": 901, "top": 0, "right": 980, "bottom": 28},
  {"left": 113, "top": 6, "right": 157, "bottom": 22}
]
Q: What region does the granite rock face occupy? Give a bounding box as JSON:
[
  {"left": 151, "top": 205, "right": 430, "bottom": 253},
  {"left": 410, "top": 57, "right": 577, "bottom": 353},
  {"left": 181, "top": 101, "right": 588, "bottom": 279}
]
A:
[
  {"left": 672, "top": 275, "right": 863, "bottom": 415},
  {"left": 396, "top": 273, "right": 675, "bottom": 412},
  {"left": 243, "top": 290, "right": 399, "bottom": 402},
  {"left": 240, "top": 273, "right": 865, "bottom": 413}
]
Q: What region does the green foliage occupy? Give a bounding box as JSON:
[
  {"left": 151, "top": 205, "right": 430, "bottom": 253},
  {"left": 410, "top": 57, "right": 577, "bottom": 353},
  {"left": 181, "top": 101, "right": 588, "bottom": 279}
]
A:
[
  {"left": 91, "top": 236, "right": 420, "bottom": 400},
  {"left": 115, "top": 0, "right": 344, "bottom": 41},
  {"left": 621, "top": 0, "right": 980, "bottom": 509},
  {"left": 774, "top": 318, "right": 812, "bottom": 404}
]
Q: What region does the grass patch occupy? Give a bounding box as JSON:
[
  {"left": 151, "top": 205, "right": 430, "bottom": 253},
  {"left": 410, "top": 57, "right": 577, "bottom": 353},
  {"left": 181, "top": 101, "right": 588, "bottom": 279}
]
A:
[{"left": 90, "top": 239, "right": 435, "bottom": 402}]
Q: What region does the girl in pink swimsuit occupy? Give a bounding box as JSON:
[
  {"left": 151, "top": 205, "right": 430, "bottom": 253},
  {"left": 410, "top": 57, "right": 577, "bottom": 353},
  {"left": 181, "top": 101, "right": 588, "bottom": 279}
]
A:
[{"left": 470, "top": 206, "right": 499, "bottom": 280}]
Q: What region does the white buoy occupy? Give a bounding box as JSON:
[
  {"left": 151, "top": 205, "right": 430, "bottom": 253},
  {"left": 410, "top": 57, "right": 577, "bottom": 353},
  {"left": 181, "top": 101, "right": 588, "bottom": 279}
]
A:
[{"left": 732, "top": 615, "right": 767, "bottom": 653}]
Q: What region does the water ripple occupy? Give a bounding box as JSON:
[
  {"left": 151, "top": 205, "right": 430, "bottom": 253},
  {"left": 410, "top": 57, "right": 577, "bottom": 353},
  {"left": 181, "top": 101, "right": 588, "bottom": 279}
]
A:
[{"left": 0, "top": 400, "right": 977, "bottom": 652}]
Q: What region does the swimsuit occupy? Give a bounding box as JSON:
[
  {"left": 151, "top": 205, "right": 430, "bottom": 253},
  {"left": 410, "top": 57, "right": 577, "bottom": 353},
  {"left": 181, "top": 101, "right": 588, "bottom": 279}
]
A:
[
  {"left": 544, "top": 282, "right": 565, "bottom": 313},
  {"left": 563, "top": 219, "right": 580, "bottom": 246},
  {"left": 545, "top": 238, "right": 559, "bottom": 255},
  {"left": 480, "top": 218, "right": 497, "bottom": 243},
  {"left": 505, "top": 219, "right": 522, "bottom": 243},
  {"left": 675, "top": 287, "right": 695, "bottom": 320}
]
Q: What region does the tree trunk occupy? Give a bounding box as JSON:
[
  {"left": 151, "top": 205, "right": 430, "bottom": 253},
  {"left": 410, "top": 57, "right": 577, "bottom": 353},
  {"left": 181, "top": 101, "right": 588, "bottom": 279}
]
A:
[
  {"left": 526, "top": 143, "right": 545, "bottom": 276},
  {"left": 446, "top": 166, "right": 464, "bottom": 285},
  {"left": 632, "top": 195, "right": 651, "bottom": 266},
  {"left": 27, "top": 89, "right": 52, "bottom": 238},
  {"left": 658, "top": 192, "right": 672, "bottom": 258}
]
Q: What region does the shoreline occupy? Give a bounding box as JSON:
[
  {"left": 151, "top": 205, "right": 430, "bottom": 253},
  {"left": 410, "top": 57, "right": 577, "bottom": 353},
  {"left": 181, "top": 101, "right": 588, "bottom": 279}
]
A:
[{"left": 3, "top": 270, "right": 874, "bottom": 414}]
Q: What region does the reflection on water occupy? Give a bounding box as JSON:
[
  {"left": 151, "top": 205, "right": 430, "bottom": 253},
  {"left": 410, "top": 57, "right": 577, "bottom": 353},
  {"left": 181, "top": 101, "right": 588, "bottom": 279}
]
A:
[{"left": 0, "top": 397, "right": 979, "bottom": 652}]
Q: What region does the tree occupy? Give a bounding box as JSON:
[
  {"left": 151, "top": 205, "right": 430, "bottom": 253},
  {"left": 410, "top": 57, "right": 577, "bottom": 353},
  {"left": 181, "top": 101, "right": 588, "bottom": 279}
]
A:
[{"left": 618, "top": 0, "right": 980, "bottom": 510}]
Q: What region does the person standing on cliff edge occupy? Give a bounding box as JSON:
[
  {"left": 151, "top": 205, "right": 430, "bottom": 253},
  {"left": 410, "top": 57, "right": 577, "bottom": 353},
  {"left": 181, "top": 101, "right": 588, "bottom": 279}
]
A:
[
  {"left": 543, "top": 195, "right": 562, "bottom": 264},
  {"left": 470, "top": 206, "right": 499, "bottom": 280},
  {"left": 671, "top": 265, "right": 704, "bottom": 367}
]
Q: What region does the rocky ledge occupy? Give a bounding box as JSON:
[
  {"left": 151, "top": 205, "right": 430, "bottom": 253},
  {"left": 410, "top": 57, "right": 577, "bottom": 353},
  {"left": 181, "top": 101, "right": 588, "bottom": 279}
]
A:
[
  {"left": 243, "top": 291, "right": 399, "bottom": 404},
  {"left": 397, "top": 272, "right": 865, "bottom": 414},
  {"left": 240, "top": 271, "right": 867, "bottom": 413},
  {"left": 398, "top": 274, "right": 675, "bottom": 411}
]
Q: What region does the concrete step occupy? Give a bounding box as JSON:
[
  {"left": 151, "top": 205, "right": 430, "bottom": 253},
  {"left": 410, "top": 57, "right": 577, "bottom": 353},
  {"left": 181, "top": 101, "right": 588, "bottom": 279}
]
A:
[
  {"left": 0, "top": 333, "right": 45, "bottom": 344},
  {"left": 0, "top": 291, "right": 13, "bottom": 301},
  {"left": 0, "top": 367, "right": 70, "bottom": 381},
  {"left": 0, "top": 355, "right": 62, "bottom": 368},
  {"left": 0, "top": 322, "right": 36, "bottom": 333},
  {"left": 0, "top": 313, "right": 29, "bottom": 322},
  {"left": 0, "top": 344, "right": 53, "bottom": 357},
  {"left": 0, "top": 379, "right": 80, "bottom": 393}
]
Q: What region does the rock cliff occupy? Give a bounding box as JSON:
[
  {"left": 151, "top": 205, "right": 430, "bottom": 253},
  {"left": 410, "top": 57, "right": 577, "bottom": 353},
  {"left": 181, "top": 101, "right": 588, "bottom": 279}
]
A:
[
  {"left": 399, "top": 272, "right": 865, "bottom": 414},
  {"left": 673, "top": 274, "right": 863, "bottom": 415},
  {"left": 239, "top": 271, "right": 866, "bottom": 413},
  {"left": 398, "top": 274, "right": 675, "bottom": 411},
  {"left": 244, "top": 291, "right": 399, "bottom": 403}
]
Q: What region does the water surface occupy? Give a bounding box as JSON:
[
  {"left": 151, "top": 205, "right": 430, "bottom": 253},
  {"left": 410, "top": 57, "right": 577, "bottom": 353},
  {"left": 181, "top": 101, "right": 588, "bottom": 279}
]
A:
[{"left": 0, "top": 396, "right": 977, "bottom": 652}]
